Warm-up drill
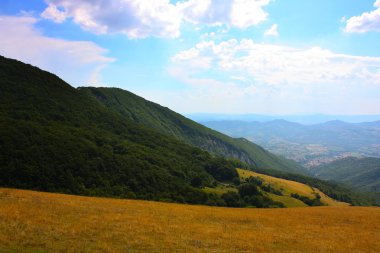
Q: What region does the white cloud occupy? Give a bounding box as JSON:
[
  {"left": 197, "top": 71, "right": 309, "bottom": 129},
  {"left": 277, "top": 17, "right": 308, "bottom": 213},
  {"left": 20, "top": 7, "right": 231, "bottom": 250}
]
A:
[
  {"left": 42, "top": 0, "right": 182, "bottom": 38},
  {"left": 172, "top": 39, "right": 380, "bottom": 85},
  {"left": 264, "top": 24, "right": 278, "bottom": 36},
  {"left": 345, "top": 0, "right": 380, "bottom": 33},
  {"left": 179, "top": 0, "right": 269, "bottom": 28},
  {"left": 0, "top": 16, "right": 114, "bottom": 86},
  {"left": 231, "top": 0, "right": 270, "bottom": 28},
  {"left": 167, "top": 39, "right": 380, "bottom": 114},
  {"left": 41, "top": 0, "right": 271, "bottom": 38},
  {"left": 41, "top": 4, "right": 67, "bottom": 23}
]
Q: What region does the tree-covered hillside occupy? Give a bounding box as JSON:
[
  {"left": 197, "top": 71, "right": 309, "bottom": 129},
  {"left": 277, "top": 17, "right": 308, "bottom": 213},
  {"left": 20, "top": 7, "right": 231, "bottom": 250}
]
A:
[
  {"left": 81, "top": 87, "right": 306, "bottom": 174},
  {"left": 311, "top": 157, "right": 380, "bottom": 196},
  {"left": 0, "top": 55, "right": 243, "bottom": 205},
  {"left": 310, "top": 157, "right": 380, "bottom": 205}
]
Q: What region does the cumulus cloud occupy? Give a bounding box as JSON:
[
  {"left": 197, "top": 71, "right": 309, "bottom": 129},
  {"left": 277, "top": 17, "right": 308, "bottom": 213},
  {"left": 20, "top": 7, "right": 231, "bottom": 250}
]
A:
[
  {"left": 264, "top": 24, "right": 278, "bottom": 36},
  {"left": 0, "top": 16, "right": 114, "bottom": 86},
  {"left": 172, "top": 39, "right": 380, "bottom": 85},
  {"left": 41, "top": 0, "right": 271, "bottom": 38},
  {"left": 345, "top": 0, "right": 380, "bottom": 33},
  {"left": 179, "top": 0, "right": 269, "bottom": 28},
  {"left": 41, "top": 0, "right": 181, "bottom": 38},
  {"left": 168, "top": 39, "right": 380, "bottom": 114},
  {"left": 41, "top": 4, "right": 67, "bottom": 23},
  {"left": 178, "top": 0, "right": 228, "bottom": 26},
  {"left": 230, "top": 0, "right": 270, "bottom": 28}
]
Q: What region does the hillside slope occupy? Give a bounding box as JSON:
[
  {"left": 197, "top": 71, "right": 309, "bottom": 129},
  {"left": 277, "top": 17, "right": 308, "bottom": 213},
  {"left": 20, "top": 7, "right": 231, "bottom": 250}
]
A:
[
  {"left": 1, "top": 188, "right": 380, "bottom": 253},
  {"left": 81, "top": 87, "right": 306, "bottom": 174},
  {"left": 237, "top": 169, "right": 349, "bottom": 207},
  {"left": 0, "top": 55, "right": 242, "bottom": 205}
]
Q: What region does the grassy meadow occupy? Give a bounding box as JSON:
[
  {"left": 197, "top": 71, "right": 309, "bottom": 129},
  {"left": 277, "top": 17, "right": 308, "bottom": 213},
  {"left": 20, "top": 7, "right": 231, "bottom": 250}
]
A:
[
  {"left": 237, "top": 169, "right": 349, "bottom": 207},
  {"left": 0, "top": 188, "right": 379, "bottom": 253}
]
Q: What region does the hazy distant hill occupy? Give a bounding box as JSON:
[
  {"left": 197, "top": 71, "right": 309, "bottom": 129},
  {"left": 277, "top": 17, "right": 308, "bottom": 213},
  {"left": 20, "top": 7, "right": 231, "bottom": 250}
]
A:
[
  {"left": 188, "top": 113, "right": 380, "bottom": 125},
  {"left": 201, "top": 120, "right": 380, "bottom": 167},
  {"left": 81, "top": 87, "right": 306, "bottom": 174}
]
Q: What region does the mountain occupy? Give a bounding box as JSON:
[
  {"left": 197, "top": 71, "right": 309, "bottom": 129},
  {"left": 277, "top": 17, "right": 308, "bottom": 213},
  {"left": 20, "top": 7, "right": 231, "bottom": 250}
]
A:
[
  {"left": 80, "top": 87, "right": 306, "bottom": 174},
  {"left": 0, "top": 55, "right": 243, "bottom": 205},
  {"left": 201, "top": 120, "right": 380, "bottom": 167},
  {"left": 311, "top": 157, "right": 380, "bottom": 193},
  {"left": 0, "top": 56, "right": 369, "bottom": 207}
]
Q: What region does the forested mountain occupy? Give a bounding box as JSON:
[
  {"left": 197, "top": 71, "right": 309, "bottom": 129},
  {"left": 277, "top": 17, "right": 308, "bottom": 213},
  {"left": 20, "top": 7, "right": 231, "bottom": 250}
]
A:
[
  {"left": 311, "top": 157, "right": 380, "bottom": 204},
  {"left": 311, "top": 157, "right": 380, "bottom": 193},
  {"left": 0, "top": 56, "right": 241, "bottom": 205},
  {"left": 80, "top": 87, "right": 306, "bottom": 174}
]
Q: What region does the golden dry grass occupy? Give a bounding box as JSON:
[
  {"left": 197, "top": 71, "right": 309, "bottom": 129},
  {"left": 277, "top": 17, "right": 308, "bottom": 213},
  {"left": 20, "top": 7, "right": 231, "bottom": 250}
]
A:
[
  {"left": 237, "top": 169, "right": 349, "bottom": 207},
  {"left": 0, "top": 188, "right": 379, "bottom": 253}
]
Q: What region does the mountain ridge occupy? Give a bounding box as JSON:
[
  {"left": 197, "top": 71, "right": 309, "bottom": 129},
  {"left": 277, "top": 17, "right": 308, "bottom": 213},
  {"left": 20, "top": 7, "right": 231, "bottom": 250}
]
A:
[
  {"left": 0, "top": 55, "right": 242, "bottom": 205},
  {"left": 81, "top": 87, "right": 306, "bottom": 174}
]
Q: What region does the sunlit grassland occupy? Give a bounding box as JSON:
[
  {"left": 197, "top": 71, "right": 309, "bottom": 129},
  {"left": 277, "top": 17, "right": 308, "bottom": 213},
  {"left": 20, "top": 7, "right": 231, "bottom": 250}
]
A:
[
  {"left": 237, "top": 169, "right": 349, "bottom": 207},
  {"left": 1, "top": 188, "right": 379, "bottom": 253}
]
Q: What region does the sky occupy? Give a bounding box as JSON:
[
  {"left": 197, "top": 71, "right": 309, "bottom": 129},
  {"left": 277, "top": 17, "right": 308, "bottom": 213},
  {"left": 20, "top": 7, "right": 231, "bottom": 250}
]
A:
[{"left": 1, "top": 0, "right": 380, "bottom": 115}]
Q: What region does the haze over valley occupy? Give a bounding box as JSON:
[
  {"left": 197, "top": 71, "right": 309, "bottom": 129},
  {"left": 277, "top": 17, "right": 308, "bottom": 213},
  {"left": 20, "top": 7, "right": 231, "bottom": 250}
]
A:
[{"left": 200, "top": 118, "right": 380, "bottom": 167}]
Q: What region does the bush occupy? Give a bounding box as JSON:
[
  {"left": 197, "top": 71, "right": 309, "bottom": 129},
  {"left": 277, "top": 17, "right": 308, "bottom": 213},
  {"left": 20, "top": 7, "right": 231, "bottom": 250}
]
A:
[
  {"left": 238, "top": 183, "right": 261, "bottom": 198},
  {"left": 221, "top": 192, "right": 245, "bottom": 207}
]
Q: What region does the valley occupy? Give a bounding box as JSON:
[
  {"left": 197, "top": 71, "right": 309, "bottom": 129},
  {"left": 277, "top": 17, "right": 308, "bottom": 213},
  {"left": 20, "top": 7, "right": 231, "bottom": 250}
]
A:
[{"left": 201, "top": 120, "right": 380, "bottom": 167}]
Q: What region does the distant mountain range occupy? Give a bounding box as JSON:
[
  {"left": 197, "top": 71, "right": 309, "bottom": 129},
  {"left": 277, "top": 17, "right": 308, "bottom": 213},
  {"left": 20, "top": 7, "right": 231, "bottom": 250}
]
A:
[
  {"left": 188, "top": 113, "right": 380, "bottom": 125},
  {"left": 201, "top": 120, "right": 380, "bottom": 167}
]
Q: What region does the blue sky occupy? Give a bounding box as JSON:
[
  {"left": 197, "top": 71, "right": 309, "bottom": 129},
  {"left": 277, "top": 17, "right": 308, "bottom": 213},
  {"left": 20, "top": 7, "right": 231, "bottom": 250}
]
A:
[{"left": 1, "top": 0, "right": 380, "bottom": 115}]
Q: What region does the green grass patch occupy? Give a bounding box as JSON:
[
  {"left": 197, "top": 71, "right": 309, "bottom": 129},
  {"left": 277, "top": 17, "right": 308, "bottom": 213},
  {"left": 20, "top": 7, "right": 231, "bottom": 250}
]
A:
[
  {"left": 266, "top": 193, "right": 307, "bottom": 208},
  {"left": 203, "top": 184, "right": 238, "bottom": 195}
]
